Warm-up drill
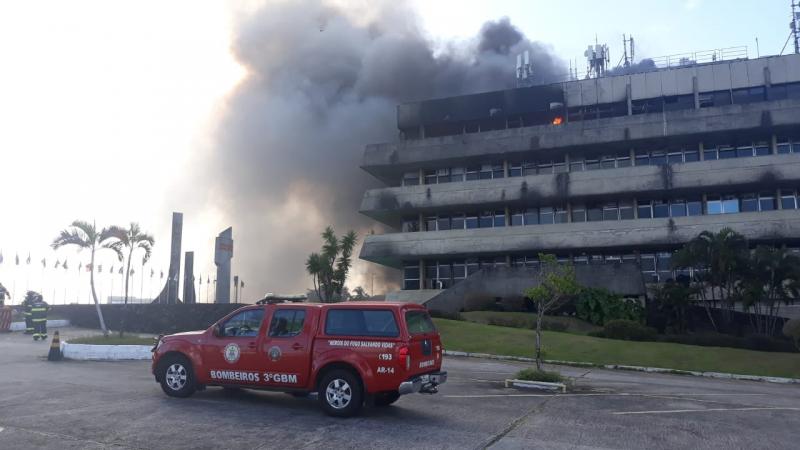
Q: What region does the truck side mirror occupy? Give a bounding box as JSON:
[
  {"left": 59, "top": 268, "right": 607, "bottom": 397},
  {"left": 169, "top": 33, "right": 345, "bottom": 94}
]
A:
[{"left": 212, "top": 324, "right": 222, "bottom": 337}]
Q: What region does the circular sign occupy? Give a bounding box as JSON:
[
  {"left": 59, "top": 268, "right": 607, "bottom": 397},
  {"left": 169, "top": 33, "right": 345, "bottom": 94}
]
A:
[
  {"left": 268, "top": 346, "right": 282, "bottom": 362},
  {"left": 223, "top": 343, "right": 240, "bottom": 364}
]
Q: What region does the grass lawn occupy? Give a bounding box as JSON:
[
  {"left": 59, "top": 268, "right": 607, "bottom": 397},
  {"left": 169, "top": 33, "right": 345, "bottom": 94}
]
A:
[
  {"left": 434, "top": 318, "right": 800, "bottom": 379},
  {"left": 68, "top": 336, "right": 155, "bottom": 346},
  {"left": 460, "top": 311, "right": 600, "bottom": 335}
]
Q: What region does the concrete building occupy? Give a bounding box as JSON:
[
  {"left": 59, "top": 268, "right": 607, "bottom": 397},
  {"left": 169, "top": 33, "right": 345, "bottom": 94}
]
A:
[{"left": 358, "top": 52, "right": 800, "bottom": 311}]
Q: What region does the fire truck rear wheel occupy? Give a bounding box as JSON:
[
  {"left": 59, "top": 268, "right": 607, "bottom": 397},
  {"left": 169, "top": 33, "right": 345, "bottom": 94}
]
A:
[
  {"left": 318, "top": 369, "right": 363, "bottom": 417},
  {"left": 159, "top": 355, "right": 196, "bottom": 398}
]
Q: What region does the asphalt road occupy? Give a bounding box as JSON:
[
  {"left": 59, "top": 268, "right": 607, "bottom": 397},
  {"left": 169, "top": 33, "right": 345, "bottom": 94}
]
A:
[{"left": 1, "top": 328, "right": 799, "bottom": 449}]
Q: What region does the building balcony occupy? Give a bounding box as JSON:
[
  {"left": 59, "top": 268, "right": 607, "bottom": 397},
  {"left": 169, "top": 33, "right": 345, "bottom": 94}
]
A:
[
  {"left": 359, "top": 209, "right": 800, "bottom": 267},
  {"left": 361, "top": 98, "right": 800, "bottom": 183},
  {"left": 360, "top": 153, "right": 800, "bottom": 228}
]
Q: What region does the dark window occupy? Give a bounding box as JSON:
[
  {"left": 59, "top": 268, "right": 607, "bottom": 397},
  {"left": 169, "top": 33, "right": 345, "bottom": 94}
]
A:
[
  {"left": 511, "top": 211, "right": 524, "bottom": 226},
  {"left": 405, "top": 310, "right": 436, "bottom": 335},
  {"left": 617, "top": 155, "right": 632, "bottom": 167},
  {"left": 619, "top": 201, "right": 634, "bottom": 220},
  {"left": 650, "top": 152, "right": 667, "bottom": 166},
  {"left": 403, "top": 279, "right": 420, "bottom": 290},
  {"left": 450, "top": 167, "right": 465, "bottom": 182},
  {"left": 269, "top": 309, "right": 305, "bottom": 337},
  {"left": 670, "top": 200, "right": 687, "bottom": 217},
  {"left": 538, "top": 162, "right": 554, "bottom": 174},
  {"left": 466, "top": 259, "right": 480, "bottom": 275},
  {"left": 571, "top": 205, "right": 586, "bottom": 222},
  {"left": 539, "top": 207, "right": 554, "bottom": 224},
  {"left": 569, "top": 160, "right": 584, "bottom": 172},
  {"left": 653, "top": 200, "right": 669, "bottom": 218},
  {"left": 479, "top": 165, "right": 493, "bottom": 180},
  {"left": 585, "top": 159, "right": 600, "bottom": 170},
  {"left": 465, "top": 215, "right": 478, "bottom": 229},
  {"left": 781, "top": 190, "right": 797, "bottom": 209},
  {"left": 587, "top": 205, "right": 603, "bottom": 222},
  {"left": 719, "top": 147, "right": 736, "bottom": 159},
  {"left": 741, "top": 193, "right": 758, "bottom": 212},
  {"left": 554, "top": 207, "right": 568, "bottom": 224},
  {"left": 667, "top": 152, "right": 683, "bottom": 164},
  {"left": 524, "top": 208, "right": 538, "bottom": 225},
  {"left": 637, "top": 201, "right": 652, "bottom": 219},
  {"left": 687, "top": 199, "right": 702, "bottom": 216},
  {"left": 523, "top": 162, "right": 537, "bottom": 176},
  {"left": 424, "top": 170, "right": 437, "bottom": 185},
  {"left": 684, "top": 150, "right": 699, "bottom": 162},
  {"left": 325, "top": 309, "right": 399, "bottom": 337},
  {"left": 759, "top": 192, "right": 775, "bottom": 211},
  {"left": 736, "top": 146, "right": 753, "bottom": 158},
  {"left": 509, "top": 163, "right": 522, "bottom": 177},
  {"left": 492, "top": 164, "right": 505, "bottom": 179},
  {"left": 437, "top": 215, "right": 451, "bottom": 231},
  {"left": 602, "top": 202, "right": 619, "bottom": 221},
  {"left": 451, "top": 214, "right": 465, "bottom": 230},
  {"left": 754, "top": 145, "right": 770, "bottom": 156},
  {"left": 479, "top": 211, "right": 493, "bottom": 228},
  {"left": 402, "top": 172, "right": 419, "bottom": 186},
  {"left": 601, "top": 156, "right": 616, "bottom": 169},
  {"left": 425, "top": 216, "right": 437, "bottom": 231},
  {"left": 437, "top": 168, "right": 451, "bottom": 183},
  {"left": 634, "top": 152, "right": 650, "bottom": 166},
  {"left": 466, "top": 167, "right": 480, "bottom": 181},
  {"left": 703, "top": 148, "right": 718, "bottom": 160},
  {"left": 777, "top": 140, "right": 792, "bottom": 154},
  {"left": 402, "top": 217, "right": 419, "bottom": 233},
  {"left": 220, "top": 309, "right": 264, "bottom": 337},
  {"left": 493, "top": 210, "right": 506, "bottom": 227}
]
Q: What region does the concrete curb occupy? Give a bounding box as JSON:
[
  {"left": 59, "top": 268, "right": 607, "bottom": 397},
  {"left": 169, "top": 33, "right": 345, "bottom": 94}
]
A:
[
  {"left": 10, "top": 320, "right": 70, "bottom": 331},
  {"left": 61, "top": 342, "right": 152, "bottom": 361},
  {"left": 505, "top": 378, "right": 567, "bottom": 392},
  {"left": 443, "top": 350, "right": 800, "bottom": 385}
]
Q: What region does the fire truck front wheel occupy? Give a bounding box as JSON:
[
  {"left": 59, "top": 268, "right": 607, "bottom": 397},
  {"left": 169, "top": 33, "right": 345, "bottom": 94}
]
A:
[{"left": 158, "top": 354, "right": 197, "bottom": 398}]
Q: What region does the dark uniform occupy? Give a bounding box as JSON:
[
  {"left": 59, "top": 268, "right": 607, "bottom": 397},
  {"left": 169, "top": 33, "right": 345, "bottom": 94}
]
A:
[
  {"left": 22, "top": 295, "right": 35, "bottom": 335},
  {"left": 31, "top": 297, "right": 49, "bottom": 341}
]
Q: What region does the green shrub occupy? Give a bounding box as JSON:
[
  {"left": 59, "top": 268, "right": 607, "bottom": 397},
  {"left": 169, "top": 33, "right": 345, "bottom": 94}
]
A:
[
  {"left": 515, "top": 368, "right": 564, "bottom": 383},
  {"left": 487, "top": 316, "right": 529, "bottom": 328},
  {"left": 784, "top": 319, "right": 800, "bottom": 350},
  {"left": 428, "top": 310, "right": 462, "bottom": 321},
  {"left": 600, "top": 319, "right": 658, "bottom": 341},
  {"left": 575, "top": 288, "right": 644, "bottom": 326}
]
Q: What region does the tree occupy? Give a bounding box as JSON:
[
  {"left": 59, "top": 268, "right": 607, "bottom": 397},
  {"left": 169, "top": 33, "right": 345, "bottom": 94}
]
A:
[
  {"left": 524, "top": 254, "right": 581, "bottom": 370},
  {"left": 783, "top": 319, "right": 800, "bottom": 351},
  {"left": 305, "top": 227, "right": 357, "bottom": 303},
  {"left": 649, "top": 281, "right": 698, "bottom": 334},
  {"left": 351, "top": 286, "right": 369, "bottom": 300},
  {"left": 107, "top": 223, "right": 155, "bottom": 337},
  {"left": 672, "top": 227, "right": 748, "bottom": 330},
  {"left": 735, "top": 246, "right": 800, "bottom": 336},
  {"left": 52, "top": 220, "right": 122, "bottom": 336}
]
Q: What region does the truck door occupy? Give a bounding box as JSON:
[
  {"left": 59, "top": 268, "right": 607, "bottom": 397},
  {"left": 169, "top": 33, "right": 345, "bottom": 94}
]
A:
[
  {"left": 260, "top": 306, "right": 312, "bottom": 388},
  {"left": 201, "top": 307, "right": 266, "bottom": 385}
]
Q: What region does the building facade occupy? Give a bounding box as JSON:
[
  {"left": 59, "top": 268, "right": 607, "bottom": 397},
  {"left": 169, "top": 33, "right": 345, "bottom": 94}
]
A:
[{"left": 358, "top": 53, "right": 800, "bottom": 306}]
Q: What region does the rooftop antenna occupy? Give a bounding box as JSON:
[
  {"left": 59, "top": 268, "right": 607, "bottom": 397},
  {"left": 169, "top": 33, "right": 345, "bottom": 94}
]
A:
[
  {"left": 515, "top": 50, "right": 533, "bottom": 87},
  {"left": 584, "top": 39, "right": 610, "bottom": 78},
  {"left": 793, "top": 1, "right": 800, "bottom": 54}
]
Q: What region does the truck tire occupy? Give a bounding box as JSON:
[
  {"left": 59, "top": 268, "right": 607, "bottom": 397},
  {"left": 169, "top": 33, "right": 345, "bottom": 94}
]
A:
[
  {"left": 373, "top": 390, "right": 400, "bottom": 407},
  {"left": 318, "top": 369, "right": 363, "bottom": 417},
  {"left": 158, "top": 355, "right": 196, "bottom": 398}
]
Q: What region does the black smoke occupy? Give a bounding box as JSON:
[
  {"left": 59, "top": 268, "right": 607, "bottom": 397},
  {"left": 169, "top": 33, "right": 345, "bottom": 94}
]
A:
[
  {"left": 606, "top": 58, "right": 657, "bottom": 76},
  {"left": 187, "top": 1, "right": 566, "bottom": 298}
]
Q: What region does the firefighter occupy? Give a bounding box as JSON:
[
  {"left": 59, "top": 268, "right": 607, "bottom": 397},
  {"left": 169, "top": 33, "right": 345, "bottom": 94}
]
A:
[
  {"left": 22, "top": 291, "right": 36, "bottom": 335},
  {"left": 0, "top": 282, "right": 8, "bottom": 305},
  {"left": 0, "top": 282, "right": 11, "bottom": 332},
  {"left": 30, "top": 293, "right": 49, "bottom": 341}
]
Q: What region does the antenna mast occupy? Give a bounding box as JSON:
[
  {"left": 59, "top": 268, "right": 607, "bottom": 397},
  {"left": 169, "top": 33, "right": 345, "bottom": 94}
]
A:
[
  {"left": 793, "top": 1, "right": 800, "bottom": 54},
  {"left": 622, "top": 34, "right": 635, "bottom": 67}
]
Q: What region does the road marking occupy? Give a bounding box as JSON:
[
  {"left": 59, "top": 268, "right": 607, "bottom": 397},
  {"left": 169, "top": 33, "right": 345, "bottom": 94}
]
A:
[
  {"left": 445, "top": 393, "right": 768, "bottom": 399},
  {"left": 613, "top": 407, "right": 800, "bottom": 415}
]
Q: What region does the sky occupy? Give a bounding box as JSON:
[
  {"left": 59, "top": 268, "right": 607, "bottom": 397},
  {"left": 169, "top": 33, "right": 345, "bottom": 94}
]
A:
[{"left": 0, "top": 0, "right": 794, "bottom": 304}]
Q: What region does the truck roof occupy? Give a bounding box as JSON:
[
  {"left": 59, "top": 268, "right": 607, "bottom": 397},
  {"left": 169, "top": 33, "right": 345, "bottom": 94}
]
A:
[{"left": 253, "top": 301, "right": 424, "bottom": 310}]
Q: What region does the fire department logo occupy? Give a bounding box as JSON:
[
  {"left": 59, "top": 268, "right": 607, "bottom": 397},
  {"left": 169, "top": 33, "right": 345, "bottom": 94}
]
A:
[
  {"left": 268, "top": 346, "right": 282, "bottom": 362},
  {"left": 223, "top": 343, "right": 240, "bottom": 364}
]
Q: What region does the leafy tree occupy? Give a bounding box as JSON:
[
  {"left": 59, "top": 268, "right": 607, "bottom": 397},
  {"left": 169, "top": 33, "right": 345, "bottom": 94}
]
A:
[
  {"left": 52, "top": 220, "right": 122, "bottom": 336},
  {"left": 351, "top": 286, "right": 369, "bottom": 300},
  {"left": 575, "top": 287, "right": 643, "bottom": 326},
  {"left": 735, "top": 246, "right": 800, "bottom": 336},
  {"left": 673, "top": 227, "right": 748, "bottom": 330},
  {"left": 305, "top": 227, "right": 357, "bottom": 303},
  {"left": 649, "top": 281, "right": 699, "bottom": 334},
  {"left": 524, "top": 254, "right": 581, "bottom": 370},
  {"left": 106, "top": 223, "right": 155, "bottom": 337}
]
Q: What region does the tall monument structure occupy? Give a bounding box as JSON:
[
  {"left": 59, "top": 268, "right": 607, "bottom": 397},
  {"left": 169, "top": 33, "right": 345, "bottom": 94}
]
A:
[
  {"left": 214, "top": 227, "right": 233, "bottom": 303},
  {"left": 183, "top": 251, "right": 196, "bottom": 304},
  {"left": 153, "top": 212, "right": 183, "bottom": 304}
]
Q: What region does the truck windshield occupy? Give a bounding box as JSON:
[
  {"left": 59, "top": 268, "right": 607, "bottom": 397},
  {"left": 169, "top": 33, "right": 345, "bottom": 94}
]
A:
[{"left": 405, "top": 310, "right": 436, "bottom": 335}]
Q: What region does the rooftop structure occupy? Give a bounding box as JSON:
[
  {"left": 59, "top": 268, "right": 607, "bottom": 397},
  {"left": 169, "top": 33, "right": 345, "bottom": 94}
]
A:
[{"left": 358, "top": 52, "right": 800, "bottom": 311}]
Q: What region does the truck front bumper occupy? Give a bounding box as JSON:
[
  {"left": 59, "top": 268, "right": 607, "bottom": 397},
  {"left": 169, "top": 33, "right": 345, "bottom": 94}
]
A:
[{"left": 398, "top": 371, "right": 447, "bottom": 395}]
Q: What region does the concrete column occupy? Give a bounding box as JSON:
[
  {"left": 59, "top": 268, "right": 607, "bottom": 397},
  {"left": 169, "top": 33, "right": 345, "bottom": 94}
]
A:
[
  {"left": 506, "top": 255, "right": 512, "bottom": 266},
  {"left": 699, "top": 141, "right": 705, "bottom": 161},
  {"left": 419, "top": 259, "right": 426, "bottom": 290},
  {"left": 419, "top": 125, "right": 425, "bottom": 139},
  {"left": 418, "top": 213, "right": 425, "bottom": 231},
  {"left": 503, "top": 160, "right": 509, "bottom": 177},
  {"left": 777, "top": 188, "right": 783, "bottom": 210},
  {"left": 764, "top": 66, "right": 772, "bottom": 99},
  {"left": 504, "top": 206, "right": 511, "bottom": 226},
  {"left": 626, "top": 83, "right": 632, "bottom": 116},
  {"left": 418, "top": 168, "right": 425, "bottom": 184},
  {"left": 772, "top": 134, "right": 778, "bottom": 154},
  {"left": 702, "top": 193, "right": 708, "bottom": 214},
  {"left": 566, "top": 202, "right": 573, "bottom": 222},
  {"left": 692, "top": 76, "right": 700, "bottom": 109},
  {"left": 632, "top": 197, "right": 639, "bottom": 219},
  {"left": 564, "top": 153, "right": 570, "bottom": 171}
]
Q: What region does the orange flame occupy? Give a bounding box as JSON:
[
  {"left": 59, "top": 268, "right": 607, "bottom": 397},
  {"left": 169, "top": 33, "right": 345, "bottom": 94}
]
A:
[{"left": 552, "top": 116, "right": 563, "bottom": 125}]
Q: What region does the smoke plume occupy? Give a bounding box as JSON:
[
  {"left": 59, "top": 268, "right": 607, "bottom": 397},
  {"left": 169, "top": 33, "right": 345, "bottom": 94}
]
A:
[{"left": 188, "top": 0, "right": 565, "bottom": 298}]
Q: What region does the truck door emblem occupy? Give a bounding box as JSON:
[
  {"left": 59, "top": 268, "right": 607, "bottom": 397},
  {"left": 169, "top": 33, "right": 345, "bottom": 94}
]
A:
[
  {"left": 224, "top": 343, "right": 240, "bottom": 363},
  {"left": 268, "top": 346, "right": 282, "bottom": 361}
]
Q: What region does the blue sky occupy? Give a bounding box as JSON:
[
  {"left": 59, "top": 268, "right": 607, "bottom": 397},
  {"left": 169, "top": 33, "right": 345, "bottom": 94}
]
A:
[{"left": 415, "top": 0, "right": 794, "bottom": 63}]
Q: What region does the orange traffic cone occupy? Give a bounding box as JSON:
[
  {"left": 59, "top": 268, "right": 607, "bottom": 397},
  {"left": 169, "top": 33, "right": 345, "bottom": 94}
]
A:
[{"left": 48, "top": 330, "right": 63, "bottom": 362}]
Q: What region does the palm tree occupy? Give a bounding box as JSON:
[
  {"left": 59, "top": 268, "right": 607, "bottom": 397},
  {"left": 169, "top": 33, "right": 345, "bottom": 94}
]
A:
[
  {"left": 107, "top": 223, "right": 154, "bottom": 337},
  {"left": 52, "top": 220, "right": 121, "bottom": 336},
  {"left": 305, "top": 227, "right": 358, "bottom": 302},
  {"left": 736, "top": 246, "right": 800, "bottom": 335}
]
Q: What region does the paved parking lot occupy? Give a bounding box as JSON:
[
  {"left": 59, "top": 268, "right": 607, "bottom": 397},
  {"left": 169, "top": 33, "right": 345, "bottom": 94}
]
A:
[{"left": 1, "top": 328, "right": 799, "bottom": 449}]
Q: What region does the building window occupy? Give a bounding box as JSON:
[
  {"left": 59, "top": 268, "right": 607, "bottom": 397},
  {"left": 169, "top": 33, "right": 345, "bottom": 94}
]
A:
[
  {"left": 511, "top": 210, "right": 523, "bottom": 226},
  {"left": 554, "top": 206, "right": 568, "bottom": 223},
  {"left": 754, "top": 143, "right": 770, "bottom": 156},
  {"left": 437, "top": 215, "right": 451, "bottom": 231},
  {"left": 602, "top": 202, "right": 619, "bottom": 221},
  {"left": 687, "top": 198, "right": 703, "bottom": 216},
  {"left": 403, "top": 263, "right": 420, "bottom": 290},
  {"left": 667, "top": 151, "right": 683, "bottom": 164},
  {"left": 450, "top": 167, "right": 465, "bottom": 182},
  {"left": 524, "top": 208, "right": 538, "bottom": 225},
  {"left": 777, "top": 138, "right": 794, "bottom": 154},
  {"left": 466, "top": 166, "right": 480, "bottom": 181},
  {"left": 781, "top": 190, "right": 797, "bottom": 209},
  {"left": 479, "top": 211, "right": 494, "bottom": 228},
  {"left": 736, "top": 145, "right": 754, "bottom": 158},
  {"left": 759, "top": 192, "right": 776, "bottom": 211},
  {"left": 571, "top": 204, "right": 586, "bottom": 222},
  {"left": 601, "top": 155, "right": 616, "bottom": 169},
  {"left": 741, "top": 193, "right": 758, "bottom": 212},
  {"left": 523, "top": 162, "right": 537, "bottom": 176},
  {"left": 719, "top": 146, "right": 736, "bottom": 159},
  {"left": 703, "top": 146, "right": 718, "bottom": 160},
  {"left": 640, "top": 253, "right": 657, "bottom": 282},
  {"left": 650, "top": 151, "right": 667, "bottom": 166},
  {"left": 637, "top": 200, "right": 653, "bottom": 219},
  {"left": 425, "top": 216, "right": 437, "bottom": 231},
  {"left": 492, "top": 163, "right": 505, "bottom": 179},
  {"left": 670, "top": 199, "right": 687, "bottom": 217},
  {"left": 619, "top": 200, "right": 634, "bottom": 220},
  {"left": 466, "top": 258, "right": 480, "bottom": 275},
  {"left": 684, "top": 149, "right": 700, "bottom": 162},
  {"left": 707, "top": 195, "right": 722, "bottom": 214},
  {"left": 424, "top": 170, "right": 437, "bottom": 185},
  {"left": 452, "top": 260, "right": 466, "bottom": 283},
  {"left": 657, "top": 252, "right": 673, "bottom": 282},
  {"left": 585, "top": 158, "right": 600, "bottom": 170},
  {"left": 402, "top": 172, "right": 419, "bottom": 186},
  {"left": 493, "top": 210, "right": 506, "bottom": 227},
  {"left": 539, "top": 206, "right": 554, "bottom": 224},
  {"left": 617, "top": 153, "right": 632, "bottom": 167},
  {"left": 465, "top": 214, "right": 479, "bottom": 229},
  {"left": 451, "top": 213, "right": 465, "bottom": 230},
  {"left": 538, "top": 161, "right": 553, "bottom": 174},
  {"left": 479, "top": 164, "right": 493, "bottom": 180},
  {"left": 587, "top": 204, "right": 603, "bottom": 222},
  {"left": 653, "top": 200, "right": 669, "bottom": 218},
  {"left": 509, "top": 163, "right": 522, "bottom": 177},
  {"left": 402, "top": 217, "right": 420, "bottom": 232},
  {"left": 569, "top": 159, "right": 584, "bottom": 172},
  {"left": 634, "top": 151, "right": 650, "bottom": 166},
  {"left": 722, "top": 195, "right": 739, "bottom": 213}
]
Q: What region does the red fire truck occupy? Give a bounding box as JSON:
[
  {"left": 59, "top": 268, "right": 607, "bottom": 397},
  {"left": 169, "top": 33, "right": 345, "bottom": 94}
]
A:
[{"left": 151, "top": 299, "right": 447, "bottom": 417}]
